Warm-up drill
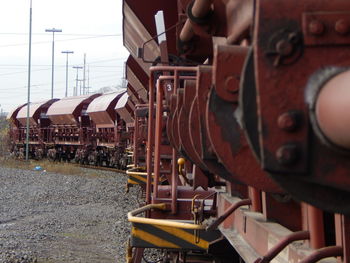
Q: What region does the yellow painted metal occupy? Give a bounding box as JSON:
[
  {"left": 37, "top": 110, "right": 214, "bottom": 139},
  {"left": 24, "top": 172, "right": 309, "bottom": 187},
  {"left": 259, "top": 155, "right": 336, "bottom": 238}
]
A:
[
  {"left": 126, "top": 167, "right": 153, "bottom": 176},
  {"left": 126, "top": 238, "right": 133, "bottom": 263},
  {"left": 153, "top": 225, "right": 209, "bottom": 249},
  {"left": 132, "top": 227, "right": 180, "bottom": 249},
  {"left": 128, "top": 203, "right": 206, "bottom": 230}
]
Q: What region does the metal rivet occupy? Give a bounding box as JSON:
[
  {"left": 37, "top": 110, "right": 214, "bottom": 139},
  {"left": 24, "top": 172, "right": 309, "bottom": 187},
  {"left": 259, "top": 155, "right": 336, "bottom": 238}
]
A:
[
  {"left": 308, "top": 20, "right": 325, "bottom": 35},
  {"left": 224, "top": 75, "right": 239, "bottom": 93},
  {"left": 276, "top": 144, "right": 298, "bottom": 165},
  {"left": 277, "top": 112, "right": 299, "bottom": 132},
  {"left": 335, "top": 19, "right": 350, "bottom": 35}
]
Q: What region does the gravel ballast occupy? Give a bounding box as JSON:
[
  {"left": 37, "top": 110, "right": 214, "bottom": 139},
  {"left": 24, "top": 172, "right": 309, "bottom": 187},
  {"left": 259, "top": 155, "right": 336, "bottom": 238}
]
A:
[{"left": 0, "top": 166, "right": 140, "bottom": 263}]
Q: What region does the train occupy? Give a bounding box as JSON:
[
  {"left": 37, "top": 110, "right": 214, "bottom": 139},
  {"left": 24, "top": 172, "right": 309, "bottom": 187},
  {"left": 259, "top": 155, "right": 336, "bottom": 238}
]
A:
[
  {"left": 7, "top": 91, "right": 134, "bottom": 169},
  {"left": 8, "top": 0, "right": 350, "bottom": 262}
]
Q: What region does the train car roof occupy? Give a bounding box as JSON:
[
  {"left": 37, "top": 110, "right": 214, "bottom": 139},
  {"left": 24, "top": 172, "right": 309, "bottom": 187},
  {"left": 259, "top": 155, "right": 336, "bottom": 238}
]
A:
[
  {"left": 115, "top": 92, "right": 134, "bottom": 123},
  {"left": 86, "top": 91, "right": 126, "bottom": 113},
  {"left": 86, "top": 91, "right": 126, "bottom": 127},
  {"left": 7, "top": 103, "right": 27, "bottom": 121},
  {"left": 16, "top": 99, "right": 59, "bottom": 126},
  {"left": 46, "top": 94, "right": 101, "bottom": 125}
]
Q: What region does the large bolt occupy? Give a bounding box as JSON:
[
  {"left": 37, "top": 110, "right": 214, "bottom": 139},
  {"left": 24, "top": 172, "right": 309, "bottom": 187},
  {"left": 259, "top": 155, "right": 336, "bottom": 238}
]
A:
[
  {"left": 335, "top": 19, "right": 350, "bottom": 35},
  {"left": 276, "top": 39, "right": 293, "bottom": 56},
  {"left": 308, "top": 20, "right": 325, "bottom": 35},
  {"left": 277, "top": 112, "right": 299, "bottom": 132},
  {"left": 224, "top": 75, "right": 240, "bottom": 93},
  {"left": 276, "top": 144, "right": 298, "bottom": 165}
]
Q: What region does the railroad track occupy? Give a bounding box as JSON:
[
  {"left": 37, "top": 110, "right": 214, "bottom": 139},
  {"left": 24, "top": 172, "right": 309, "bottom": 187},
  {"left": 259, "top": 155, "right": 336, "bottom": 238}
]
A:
[{"left": 74, "top": 164, "right": 126, "bottom": 174}]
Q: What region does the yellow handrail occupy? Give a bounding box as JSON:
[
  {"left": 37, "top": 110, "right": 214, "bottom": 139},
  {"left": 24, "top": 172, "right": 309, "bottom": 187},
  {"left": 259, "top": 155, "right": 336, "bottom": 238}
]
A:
[
  {"left": 128, "top": 203, "right": 206, "bottom": 230},
  {"left": 126, "top": 167, "right": 153, "bottom": 176}
]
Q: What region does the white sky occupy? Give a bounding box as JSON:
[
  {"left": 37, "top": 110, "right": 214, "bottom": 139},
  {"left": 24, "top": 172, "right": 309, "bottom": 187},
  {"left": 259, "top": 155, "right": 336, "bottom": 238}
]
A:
[{"left": 0, "top": 0, "right": 129, "bottom": 113}]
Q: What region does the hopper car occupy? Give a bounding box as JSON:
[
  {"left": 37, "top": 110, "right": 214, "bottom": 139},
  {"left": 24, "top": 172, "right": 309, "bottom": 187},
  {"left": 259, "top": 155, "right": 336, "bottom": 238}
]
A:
[
  {"left": 122, "top": 0, "right": 350, "bottom": 262},
  {"left": 8, "top": 91, "right": 134, "bottom": 169}
]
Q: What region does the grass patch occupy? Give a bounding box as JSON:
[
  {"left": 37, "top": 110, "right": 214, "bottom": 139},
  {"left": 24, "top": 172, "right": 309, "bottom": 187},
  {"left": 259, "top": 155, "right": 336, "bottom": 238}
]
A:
[{"left": 0, "top": 158, "right": 98, "bottom": 177}]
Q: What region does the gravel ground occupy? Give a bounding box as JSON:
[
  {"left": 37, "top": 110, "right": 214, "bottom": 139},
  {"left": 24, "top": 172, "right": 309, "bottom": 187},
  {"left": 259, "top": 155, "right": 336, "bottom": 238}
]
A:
[{"left": 0, "top": 166, "right": 141, "bottom": 263}]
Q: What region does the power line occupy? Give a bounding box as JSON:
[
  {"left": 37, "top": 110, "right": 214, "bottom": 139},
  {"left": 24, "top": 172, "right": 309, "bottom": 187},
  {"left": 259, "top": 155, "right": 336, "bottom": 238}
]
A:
[
  {"left": 0, "top": 59, "right": 126, "bottom": 67},
  {"left": 0, "top": 33, "right": 121, "bottom": 36},
  {"left": 0, "top": 73, "right": 124, "bottom": 91},
  {"left": 0, "top": 67, "right": 50, "bottom": 76},
  {"left": 0, "top": 34, "right": 122, "bottom": 48}
]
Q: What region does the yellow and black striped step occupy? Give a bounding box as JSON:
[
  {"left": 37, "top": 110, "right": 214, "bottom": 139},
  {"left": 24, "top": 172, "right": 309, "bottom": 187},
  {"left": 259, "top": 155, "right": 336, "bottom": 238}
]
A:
[{"left": 131, "top": 222, "right": 221, "bottom": 251}]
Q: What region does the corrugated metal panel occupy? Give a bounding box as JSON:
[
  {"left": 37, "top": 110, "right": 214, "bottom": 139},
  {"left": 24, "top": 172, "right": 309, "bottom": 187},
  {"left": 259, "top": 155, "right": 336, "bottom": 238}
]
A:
[
  {"left": 115, "top": 93, "right": 134, "bottom": 123},
  {"left": 47, "top": 94, "right": 101, "bottom": 125},
  {"left": 87, "top": 91, "right": 124, "bottom": 113},
  {"left": 7, "top": 103, "right": 27, "bottom": 121},
  {"left": 17, "top": 99, "right": 58, "bottom": 126},
  {"left": 124, "top": 0, "right": 178, "bottom": 55},
  {"left": 87, "top": 91, "right": 126, "bottom": 126},
  {"left": 123, "top": 2, "right": 159, "bottom": 75},
  {"left": 127, "top": 66, "right": 148, "bottom": 102}
]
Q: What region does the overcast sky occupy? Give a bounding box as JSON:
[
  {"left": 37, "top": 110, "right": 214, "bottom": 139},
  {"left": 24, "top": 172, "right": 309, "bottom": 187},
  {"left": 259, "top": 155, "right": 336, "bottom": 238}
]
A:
[{"left": 0, "top": 0, "right": 129, "bottom": 113}]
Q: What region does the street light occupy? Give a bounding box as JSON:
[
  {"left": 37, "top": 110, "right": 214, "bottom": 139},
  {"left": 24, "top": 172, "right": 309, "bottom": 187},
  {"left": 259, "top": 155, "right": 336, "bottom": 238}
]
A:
[
  {"left": 45, "top": 28, "right": 62, "bottom": 99},
  {"left": 61, "top": 50, "right": 74, "bottom": 97},
  {"left": 26, "top": 0, "right": 33, "bottom": 161},
  {"left": 72, "top": 66, "right": 83, "bottom": 96}
]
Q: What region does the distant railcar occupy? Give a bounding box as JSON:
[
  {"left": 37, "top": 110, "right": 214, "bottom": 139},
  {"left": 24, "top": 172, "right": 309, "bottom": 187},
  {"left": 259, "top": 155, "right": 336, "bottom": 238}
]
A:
[{"left": 8, "top": 91, "right": 134, "bottom": 168}]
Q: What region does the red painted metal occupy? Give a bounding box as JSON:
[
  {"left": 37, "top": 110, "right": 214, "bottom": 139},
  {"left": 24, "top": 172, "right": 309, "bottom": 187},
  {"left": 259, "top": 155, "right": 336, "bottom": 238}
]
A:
[
  {"left": 298, "top": 246, "right": 343, "bottom": 263},
  {"left": 335, "top": 215, "right": 350, "bottom": 263},
  {"left": 125, "top": 0, "right": 178, "bottom": 54},
  {"left": 195, "top": 66, "right": 232, "bottom": 178},
  {"left": 48, "top": 94, "right": 101, "bottom": 125},
  {"left": 115, "top": 92, "right": 134, "bottom": 124},
  {"left": 254, "top": 231, "right": 310, "bottom": 263},
  {"left": 146, "top": 66, "right": 197, "bottom": 207},
  {"left": 7, "top": 103, "right": 27, "bottom": 128},
  {"left": 17, "top": 99, "right": 58, "bottom": 126},
  {"left": 87, "top": 92, "right": 124, "bottom": 126},
  {"left": 206, "top": 199, "right": 251, "bottom": 231},
  {"left": 262, "top": 192, "right": 302, "bottom": 232},
  {"left": 253, "top": 0, "right": 350, "bottom": 215},
  {"left": 248, "top": 187, "right": 262, "bottom": 213},
  {"left": 307, "top": 205, "right": 325, "bottom": 249},
  {"left": 213, "top": 45, "right": 247, "bottom": 102},
  {"left": 207, "top": 44, "right": 283, "bottom": 193},
  {"left": 178, "top": 80, "right": 209, "bottom": 172}
]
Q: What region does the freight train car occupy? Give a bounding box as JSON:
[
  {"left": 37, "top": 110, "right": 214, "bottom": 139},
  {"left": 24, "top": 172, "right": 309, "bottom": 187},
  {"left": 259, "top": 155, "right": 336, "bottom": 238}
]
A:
[
  {"left": 123, "top": 0, "right": 350, "bottom": 262},
  {"left": 8, "top": 91, "right": 134, "bottom": 167}
]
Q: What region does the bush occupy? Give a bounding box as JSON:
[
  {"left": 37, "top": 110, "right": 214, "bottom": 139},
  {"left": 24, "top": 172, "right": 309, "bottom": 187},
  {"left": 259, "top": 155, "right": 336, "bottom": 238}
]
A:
[{"left": 0, "top": 116, "right": 10, "bottom": 157}]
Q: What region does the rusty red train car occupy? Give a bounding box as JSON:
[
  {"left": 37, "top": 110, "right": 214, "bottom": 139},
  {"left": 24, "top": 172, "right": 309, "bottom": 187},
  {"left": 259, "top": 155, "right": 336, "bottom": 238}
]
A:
[
  {"left": 123, "top": 0, "right": 350, "bottom": 262},
  {"left": 8, "top": 91, "right": 134, "bottom": 168}
]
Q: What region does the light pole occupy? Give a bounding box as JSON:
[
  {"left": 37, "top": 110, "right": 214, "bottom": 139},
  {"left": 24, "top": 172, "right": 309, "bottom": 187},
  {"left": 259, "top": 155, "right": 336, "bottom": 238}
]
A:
[
  {"left": 26, "top": 0, "right": 33, "bottom": 161},
  {"left": 45, "top": 28, "right": 62, "bottom": 99},
  {"left": 61, "top": 50, "right": 74, "bottom": 97},
  {"left": 72, "top": 66, "right": 83, "bottom": 96}
]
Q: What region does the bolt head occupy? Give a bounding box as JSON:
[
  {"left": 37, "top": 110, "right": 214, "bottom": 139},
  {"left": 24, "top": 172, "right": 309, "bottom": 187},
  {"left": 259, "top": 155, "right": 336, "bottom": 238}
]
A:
[
  {"left": 277, "top": 112, "right": 299, "bottom": 132},
  {"left": 335, "top": 19, "right": 350, "bottom": 35},
  {"left": 276, "top": 40, "right": 293, "bottom": 56},
  {"left": 276, "top": 144, "right": 298, "bottom": 165},
  {"left": 224, "top": 75, "right": 239, "bottom": 93},
  {"left": 308, "top": 20, "right": 325, "bottom": 35}
]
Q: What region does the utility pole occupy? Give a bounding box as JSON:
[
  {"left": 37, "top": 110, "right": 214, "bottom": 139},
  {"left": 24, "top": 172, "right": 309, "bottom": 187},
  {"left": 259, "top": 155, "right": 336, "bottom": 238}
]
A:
[
  {"left": 26, "top": 0, "right": 33, "bottom": 161},
  {"left": 61, "top": 50, "right": 74, "bottom": 97},
  {"left": 83, "top": 53, "right": 86, "bottom": 95},
  {"left": 72, "top": 66, "right": 83, "bottom": 96},
  {"left": 87, "top": 66, "right": 90, "bottom": 94},
  {"left": 78, "top": 79, "right": 83, "bottom": 95},
  {"left": 45, "top": 27, "right": 62, "bottom": 99}
]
